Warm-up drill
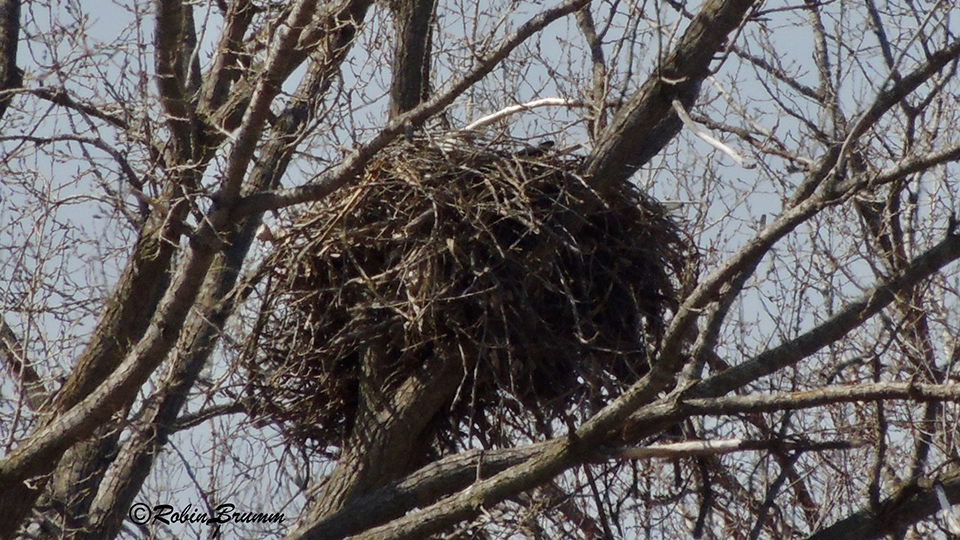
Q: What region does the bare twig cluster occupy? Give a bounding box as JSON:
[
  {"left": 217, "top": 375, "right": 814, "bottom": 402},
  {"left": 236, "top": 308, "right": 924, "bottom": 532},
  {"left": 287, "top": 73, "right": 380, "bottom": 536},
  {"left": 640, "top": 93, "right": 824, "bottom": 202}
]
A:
[{"left": 246, "top": 136, "right": 695, "bottom": 451}]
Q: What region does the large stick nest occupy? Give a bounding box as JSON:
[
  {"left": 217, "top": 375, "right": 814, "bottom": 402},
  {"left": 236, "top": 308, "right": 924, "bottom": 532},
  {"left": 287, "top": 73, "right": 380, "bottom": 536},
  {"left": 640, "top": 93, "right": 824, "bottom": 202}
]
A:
[{"left": 245, "top": 137, "right": 696, "bottom": 450}]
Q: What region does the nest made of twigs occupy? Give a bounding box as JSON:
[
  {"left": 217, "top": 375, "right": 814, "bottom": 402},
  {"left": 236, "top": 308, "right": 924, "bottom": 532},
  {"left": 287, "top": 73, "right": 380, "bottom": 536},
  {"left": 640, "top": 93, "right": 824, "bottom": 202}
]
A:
[{"left": 244, "top": 136, "right": 695, "bottom": 450}]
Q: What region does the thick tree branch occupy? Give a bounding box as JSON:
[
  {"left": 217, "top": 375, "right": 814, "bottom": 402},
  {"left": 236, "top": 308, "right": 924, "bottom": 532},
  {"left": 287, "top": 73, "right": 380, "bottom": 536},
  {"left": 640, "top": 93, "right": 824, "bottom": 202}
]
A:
[
  {"left": 805, "top": 469, "right": 960, "bottom": 540},
  {"left": 302, "top": 445, "right": 545, "bottom": 539},
  {"left": 154, "top": 0, "right": 194, "bottom": 156},
  {"left": 199, "top": 0, "right": 255, "bottom": 113},
  {"left": 0, "top": 0, "right": 20, "bottom": 122},
  {"left": 302, "top": 352, "right": 464, "bottom": 525},
  {"left": 214, "top": 0, "right": 321, "bottom": 206},
  {"left": 584, "top": 0, "right": 759, "bottom": 189}
]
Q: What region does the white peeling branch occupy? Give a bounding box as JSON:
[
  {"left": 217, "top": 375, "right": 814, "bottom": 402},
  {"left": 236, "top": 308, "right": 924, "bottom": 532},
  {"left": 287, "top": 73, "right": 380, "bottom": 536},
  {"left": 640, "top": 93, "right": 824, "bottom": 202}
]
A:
[
  {"left": 672, "top": 98, "right": 752, "bottom": 168},
  {"left": 459, "top": 97, "right": 584, "bottom": 132},
  {"left": 603, "top": 438, "right": 860, "bottom": 461},
  {"left": 936, "top": 483, "right": 960, "bottom": 535}
]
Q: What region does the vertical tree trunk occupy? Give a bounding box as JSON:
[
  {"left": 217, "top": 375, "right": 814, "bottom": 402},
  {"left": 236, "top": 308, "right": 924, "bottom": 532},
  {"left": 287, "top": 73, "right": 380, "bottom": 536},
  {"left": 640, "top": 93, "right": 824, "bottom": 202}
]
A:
[
  {"left": 388, "top": 0, "right": 435, "bottom": 119},
  {"left": 0, "top": 0, "right": 21, "bottom": 121},
  {"left": 306, "top": 351, "right": 462, "bottom": 521}
]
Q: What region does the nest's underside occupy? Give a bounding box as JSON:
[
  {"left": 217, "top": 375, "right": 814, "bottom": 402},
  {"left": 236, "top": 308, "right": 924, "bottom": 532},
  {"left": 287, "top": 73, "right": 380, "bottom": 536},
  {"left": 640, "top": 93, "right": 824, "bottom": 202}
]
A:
[{"left": 246, "top": 137, "right": 694, "bottom": 450}]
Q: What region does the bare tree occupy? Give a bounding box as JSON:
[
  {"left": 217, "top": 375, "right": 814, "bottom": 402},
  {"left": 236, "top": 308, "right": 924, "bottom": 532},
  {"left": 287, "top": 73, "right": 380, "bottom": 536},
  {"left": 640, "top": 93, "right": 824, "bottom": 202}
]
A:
[{"left": 3, "top": 0, "right": 960, "bottom": 539}]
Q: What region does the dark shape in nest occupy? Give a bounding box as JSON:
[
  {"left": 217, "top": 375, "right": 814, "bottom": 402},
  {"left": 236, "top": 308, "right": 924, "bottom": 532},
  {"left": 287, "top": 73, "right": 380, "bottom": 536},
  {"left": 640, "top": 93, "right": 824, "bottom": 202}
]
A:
[{"left": 244, "top": 137, "right": 696, "bottom": 451}]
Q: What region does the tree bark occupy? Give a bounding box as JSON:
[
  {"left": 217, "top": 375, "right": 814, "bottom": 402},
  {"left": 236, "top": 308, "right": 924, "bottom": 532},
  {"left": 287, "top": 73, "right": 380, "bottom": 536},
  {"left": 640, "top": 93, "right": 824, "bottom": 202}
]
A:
[
  {"left": 805, "top": 472, "right": 960, "bottom": 540},
  {"left": 303, "top": 351, "right": 463, "bottom": 522},
  {"left": 0, "top": 0, "right": 20, "bottom": 122},
  {"left": 388, "top": 0, "right": 435, "bottom": 118}
]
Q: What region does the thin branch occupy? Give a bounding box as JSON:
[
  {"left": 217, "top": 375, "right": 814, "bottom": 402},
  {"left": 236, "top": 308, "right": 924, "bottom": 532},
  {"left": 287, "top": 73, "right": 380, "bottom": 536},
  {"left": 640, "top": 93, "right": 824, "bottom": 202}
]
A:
[
  {"left": 0, "top": 135, "right": 144, "bottom": 191},
  {"left": 683, "top": 382, "right": 960, "bottom": 415},
  {"left": 729, "top": 43, "right": 824, "bottom": 103},
  {"left": 172, "top": 402, "right": 245, "bottom": 431},
  {"left": 28, "top": 87, "right": 129, "bottom": 130},
  {"left": 576, "top": 5, "right": 608, "bottom": 140},
  {"left": 691, "top": 233, "right": 960, "bottom": 400}
]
